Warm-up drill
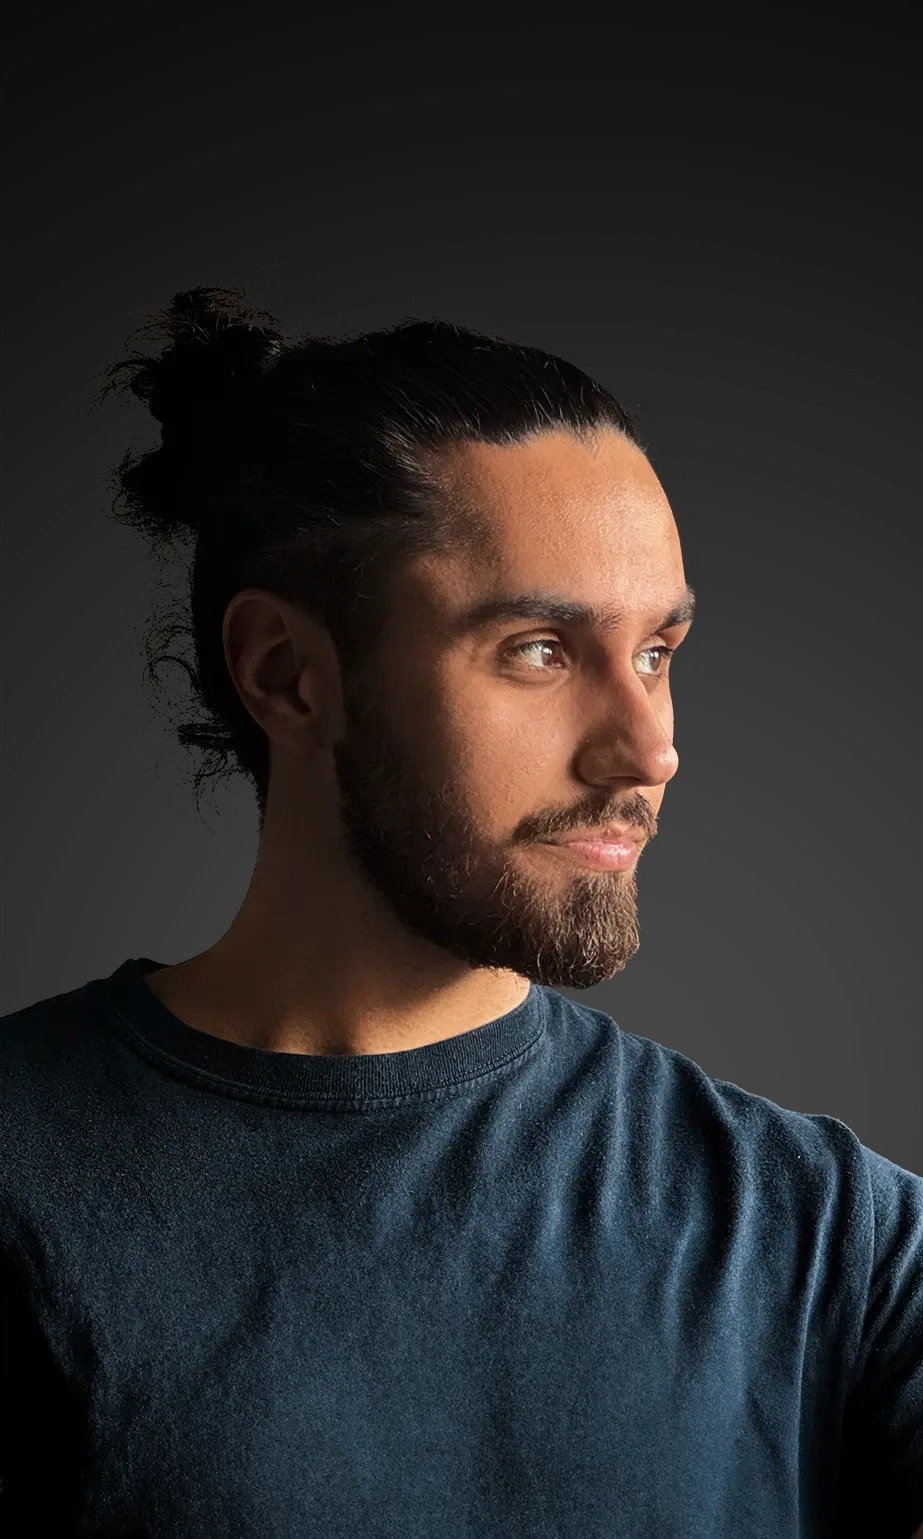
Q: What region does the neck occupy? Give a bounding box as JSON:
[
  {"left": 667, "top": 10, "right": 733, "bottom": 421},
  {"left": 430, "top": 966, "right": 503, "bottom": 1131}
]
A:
[{"left": 146, "top": 816, "right": 530, "bottom": 1057}]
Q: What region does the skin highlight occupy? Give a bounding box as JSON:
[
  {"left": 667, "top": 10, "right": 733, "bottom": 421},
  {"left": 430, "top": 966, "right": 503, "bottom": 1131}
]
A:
[{"left": 147, "top": 427, "right": 694, "bottom": 1056}]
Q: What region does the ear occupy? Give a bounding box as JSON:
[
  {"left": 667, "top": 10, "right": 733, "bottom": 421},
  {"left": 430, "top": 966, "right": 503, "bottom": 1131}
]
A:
[{"left": 222, "top": 589, "right": 346, "bottom": 757}]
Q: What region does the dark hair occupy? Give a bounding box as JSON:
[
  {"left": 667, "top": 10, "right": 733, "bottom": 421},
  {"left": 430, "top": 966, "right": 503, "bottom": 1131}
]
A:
[{"left": 106, "top": 286, "right": 641, "bottom": 819}]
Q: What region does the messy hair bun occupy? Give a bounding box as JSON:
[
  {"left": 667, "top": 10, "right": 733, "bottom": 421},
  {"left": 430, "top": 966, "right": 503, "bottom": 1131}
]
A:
[
  {"left": 106, "top": 285, "right": 639, "bottom": 820},
  {"left": 111, "top": 287, "right": 287, "bottom": 538}
]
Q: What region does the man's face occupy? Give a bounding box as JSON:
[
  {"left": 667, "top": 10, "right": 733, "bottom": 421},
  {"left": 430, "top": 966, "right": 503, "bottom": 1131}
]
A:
[{"left": 330, "top": 428, "right": 693, "bottom": 990}]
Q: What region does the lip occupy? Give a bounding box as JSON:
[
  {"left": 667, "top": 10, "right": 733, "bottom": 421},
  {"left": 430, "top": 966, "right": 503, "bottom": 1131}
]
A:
[
  {"left": 548, "top": 825, "right": 645, "bottom": 847},
  {"left": 542, "top": 827, "right": 644, "bottom": 872}
]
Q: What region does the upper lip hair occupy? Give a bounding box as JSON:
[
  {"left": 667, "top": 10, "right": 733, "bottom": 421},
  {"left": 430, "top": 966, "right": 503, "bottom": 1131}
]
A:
[{"left": 549, "top": 824, "right": 644, "bottom": 845}]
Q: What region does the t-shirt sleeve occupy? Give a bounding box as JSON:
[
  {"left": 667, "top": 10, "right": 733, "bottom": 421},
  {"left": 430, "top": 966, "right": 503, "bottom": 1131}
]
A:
[{"left": 833, "top": 1144, "right": 923, "bottom": 1537}]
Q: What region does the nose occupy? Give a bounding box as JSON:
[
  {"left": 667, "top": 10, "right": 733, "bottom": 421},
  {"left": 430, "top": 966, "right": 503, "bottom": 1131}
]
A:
[{"left": 576, "top": 671, "right": 679, "bottom": 789}]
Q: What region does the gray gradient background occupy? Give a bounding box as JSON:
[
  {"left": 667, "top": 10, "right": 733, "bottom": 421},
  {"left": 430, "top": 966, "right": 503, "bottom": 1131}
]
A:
[{"left": 2, "top": 6, "right": 920, "bottom": 1171}]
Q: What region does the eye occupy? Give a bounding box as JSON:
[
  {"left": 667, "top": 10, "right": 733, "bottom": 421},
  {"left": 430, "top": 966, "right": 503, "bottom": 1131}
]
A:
[
  {"left": 503, "top": 638, "right": 569, "bottom": 670},
  {"left": 635, "top": 645, "right": 675, "bottom": 676},
  {"left": 502, "top": 638, "right": 676, "bottom": 675}
]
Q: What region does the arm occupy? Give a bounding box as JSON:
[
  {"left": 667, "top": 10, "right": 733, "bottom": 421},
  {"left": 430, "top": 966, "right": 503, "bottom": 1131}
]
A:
[
  {"left": 833, "top": 1146, "right": 923, "bottom": 1538},
  {"left": 0, "top": 1269, "right": 85, "bottom": 1528}
]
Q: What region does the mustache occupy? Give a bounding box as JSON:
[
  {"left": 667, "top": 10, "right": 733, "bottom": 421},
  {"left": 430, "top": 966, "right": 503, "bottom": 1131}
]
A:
[{"left": 532, "top": 791, "right": 658, "bottom": 844}]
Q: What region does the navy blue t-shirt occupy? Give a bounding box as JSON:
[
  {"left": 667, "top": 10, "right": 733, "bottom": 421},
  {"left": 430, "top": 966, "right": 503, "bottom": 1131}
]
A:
[{"left": 2, "top": 957, "right": 922, "bottom": 1538}]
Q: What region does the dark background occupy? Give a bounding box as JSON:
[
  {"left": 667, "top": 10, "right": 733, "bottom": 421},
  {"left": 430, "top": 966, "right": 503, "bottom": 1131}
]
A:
[{"left": 2, "top": 5, "right": 920, "bottom": 1170}]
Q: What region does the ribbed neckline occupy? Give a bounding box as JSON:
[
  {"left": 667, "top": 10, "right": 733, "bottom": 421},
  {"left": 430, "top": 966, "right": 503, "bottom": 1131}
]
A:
[{"left": 92, "top": 957, "right": 548, "bottom": 1107}]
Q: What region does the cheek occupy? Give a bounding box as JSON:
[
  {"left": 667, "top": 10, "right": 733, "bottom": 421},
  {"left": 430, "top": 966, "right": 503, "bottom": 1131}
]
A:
[
  {"left": 416, "top": 658, "right": 584, "bottom": 807},
  {"left": 442, "top": 689, "right": 575, "bottom": 833},
  {"left": 451, "top": 678, "right": 569, "bottom": 764}
]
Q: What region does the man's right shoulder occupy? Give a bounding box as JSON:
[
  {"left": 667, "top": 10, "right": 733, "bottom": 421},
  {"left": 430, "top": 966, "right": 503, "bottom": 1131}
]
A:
[
  {"left": 2, "top": 976, "right": 103, "bottom": 1035},
  {"left": 0, "top": 975, "right": 116, "bottom": 1095}
]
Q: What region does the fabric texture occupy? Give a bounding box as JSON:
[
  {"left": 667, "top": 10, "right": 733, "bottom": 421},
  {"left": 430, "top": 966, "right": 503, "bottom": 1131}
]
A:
[{"left": 1, "top": 956, "right": 921, "bottom": 1538}]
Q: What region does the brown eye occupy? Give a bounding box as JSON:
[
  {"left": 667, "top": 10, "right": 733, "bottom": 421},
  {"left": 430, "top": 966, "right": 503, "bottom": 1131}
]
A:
[
  {"left": 504, "top": 638, "right": 568, "bottom": 670},
  {"left": 503, "top": 640, "right": 677, "bottom": 676},
  {"left": 636, "top": 645, "right": 675, "bottom": 676}
]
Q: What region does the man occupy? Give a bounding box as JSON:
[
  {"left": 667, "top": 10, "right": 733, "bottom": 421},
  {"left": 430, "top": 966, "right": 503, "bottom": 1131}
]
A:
[{"left": 2, "top": 291, "right": 921, "bottom": 1536}]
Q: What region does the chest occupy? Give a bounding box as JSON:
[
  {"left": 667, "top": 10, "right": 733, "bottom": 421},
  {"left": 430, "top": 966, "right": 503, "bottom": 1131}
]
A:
[{"left": 28, "top": 1187, "right": 842, "bottom": 1538}]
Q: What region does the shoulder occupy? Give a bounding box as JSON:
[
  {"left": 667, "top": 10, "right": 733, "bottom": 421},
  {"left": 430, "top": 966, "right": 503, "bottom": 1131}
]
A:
[
  {"left": 0, "top": 970, "right": 135, "bottom": 1146},
  {"left": 550, "top": 990, "right": 921, "bottom": 1232},
  {"left": 1, "top": 974, "right": 112, "bottom": 1065}
]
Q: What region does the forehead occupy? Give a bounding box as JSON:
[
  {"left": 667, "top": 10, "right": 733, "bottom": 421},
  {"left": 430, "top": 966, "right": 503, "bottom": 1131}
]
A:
[{"left": 405, "top": 428, "right": 686, "bottom": 629}]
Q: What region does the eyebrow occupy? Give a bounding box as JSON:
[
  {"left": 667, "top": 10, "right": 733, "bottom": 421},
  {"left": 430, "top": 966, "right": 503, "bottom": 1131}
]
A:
[{"left": 452, "top": 582, "right": 696, "bottom": 639}]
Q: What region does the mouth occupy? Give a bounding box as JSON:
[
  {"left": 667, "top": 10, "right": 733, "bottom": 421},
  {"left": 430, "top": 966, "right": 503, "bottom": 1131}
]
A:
[
  {"left": 549, "top": 824, "right": 645, "bottom": 848},
  {"left": 540, "top": 831, "right": 643, "bottom": 872}
]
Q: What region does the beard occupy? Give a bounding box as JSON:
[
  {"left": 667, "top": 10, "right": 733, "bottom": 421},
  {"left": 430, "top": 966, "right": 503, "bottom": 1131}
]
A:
[{"left": 331, "top": 672, "right": 656, "bottom": 992}]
